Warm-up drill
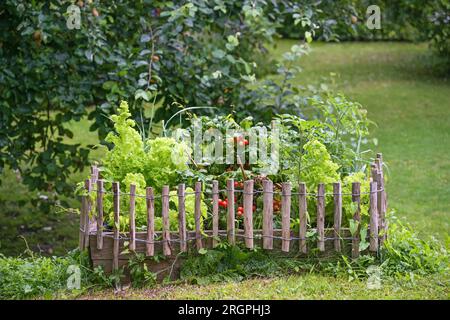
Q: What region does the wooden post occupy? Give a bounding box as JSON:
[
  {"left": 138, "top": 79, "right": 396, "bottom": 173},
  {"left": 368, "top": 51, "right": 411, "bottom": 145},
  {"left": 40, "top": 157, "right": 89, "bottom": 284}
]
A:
[
  {"left": 369, "top": 181, "right": 379, "bottom": 252},
  {"left": 129, "top": 184, "right": 136, "bottom": 252},
  {"left": 298, "top": 183, "right": 307, "bottom": 254},
  {"left": 83, "top": 179, "right": 91, "bottom": 249},
  {"left": 262, "top": 180, "right": 274, "bottom": 250},
  {"left": 96, "top": 179, "right": 104, "bottom": 250},
  {"left": 161, "top": 186, "right": 171, "bottom": 256},
  {"left": 79, "top": 183, "right": 87, "bottom": 249},
  {"left": 89, "top": 165, "right": 99, "bottom": 245},
  {"left": 333, "top": 182, "right": 342, "bottom": 252},
  {"left": 376, "top": 154, "right": 387, "bottom": 245},
  {"left": 351, "top": 182, "right": 361, "bottom": 259},
  {"left": 243, "top": 180, "right": 254, "bottom": 249},
  {"left": 281, "top": 182, "right": 291, "bottom": 253},
  {"left": 194, "top": 181, "right": 203, "bottom": 250},
  {"left": 371, "top": 163, "right": 378, "bottom": 184},
  {"left": 212, "top": 180, "right": 219, "bottom": 248},
  {"left": 112, "top": 182, "right": 120, "bottom": 271},
  {"left": 146, "top": 187, "right": 155, "bottom": 257},
  {"left": 377, "top": 153, "right": 388, "bottom": 235},
  {"left": 90, "top": 165, "right": 98, "bottom": 189},
  {"left": 317, "top": 183, "right": 325, "bottom": 252},
  {"left": 226, "top": 179, "right": 235, "bottom": 245},
  {"left": 178, "top": 184, "right": 187, "bottom": 252}
]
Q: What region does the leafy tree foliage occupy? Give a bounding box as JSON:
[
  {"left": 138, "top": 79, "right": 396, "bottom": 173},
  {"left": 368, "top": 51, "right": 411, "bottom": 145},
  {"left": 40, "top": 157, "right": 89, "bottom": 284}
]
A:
[{"left": 0, "top": 0, "right": 306, "bottom": 195}]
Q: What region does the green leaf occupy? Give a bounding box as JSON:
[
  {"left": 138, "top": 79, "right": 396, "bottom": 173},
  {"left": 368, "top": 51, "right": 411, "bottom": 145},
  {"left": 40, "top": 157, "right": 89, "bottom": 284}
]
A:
[
  {"left": 212, "top": 49, "right": 226, "bottom": 59},
  {"left": 102, "top": 81, "right": 117, "bottom": 91},
  {"left": 349, "top": 219, "right": 359, "bottom": 236},
  {"left": 135, "top": 89, "right": 150, "bottom": 101},
  {"left": 304, "top": 31, "right": 313, "bottom": 43}
]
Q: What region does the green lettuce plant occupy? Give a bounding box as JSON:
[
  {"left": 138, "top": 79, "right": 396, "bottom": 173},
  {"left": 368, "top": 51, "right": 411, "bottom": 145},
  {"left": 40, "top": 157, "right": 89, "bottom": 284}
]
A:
[{"left": 90, "top": 101, "right": 198, "bottom": 231}]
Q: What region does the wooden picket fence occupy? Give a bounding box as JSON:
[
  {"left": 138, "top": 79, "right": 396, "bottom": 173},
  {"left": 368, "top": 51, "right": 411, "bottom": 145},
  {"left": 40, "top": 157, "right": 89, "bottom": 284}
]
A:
[{"left": 79, "top": 154, "right": 387, "bottom": 278}]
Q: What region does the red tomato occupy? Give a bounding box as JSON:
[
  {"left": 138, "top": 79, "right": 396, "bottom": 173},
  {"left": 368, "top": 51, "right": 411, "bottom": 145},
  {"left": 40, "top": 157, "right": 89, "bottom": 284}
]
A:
[
  {"left": 244, "top": 139, "right": 249, "bottom": 145},
  {"left": 222, "top": 200, "right": 228, "bottom": 207},
  {"left": 237, "top": 211, "right": 243, "bottom": 217},
  {"left": 237, "top": 206, "right": 243, "bottom": 212}
]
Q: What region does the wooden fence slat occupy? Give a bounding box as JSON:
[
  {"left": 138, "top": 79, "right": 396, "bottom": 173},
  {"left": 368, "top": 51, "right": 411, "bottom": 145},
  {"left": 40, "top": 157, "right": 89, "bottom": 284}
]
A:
[
  {"left": 317, "top": 183, "right": 325, "bottom": 252},
  {"left": 333, "top": 182, "right": 342, "bottom": 252},
  {"left": 194, "top": 181, "right": 203, "bottom": 250},
  {"left": 369, "top": 181, "right": 379, "bottom": 252},
  {"left": 79, "top": 185, "right": 86, "bottom": 249},
  {"left": 212, "top": 180, "right": 219, "bottom": 248},
  {"left": 377, "top": 153, "right": 388, "bottom": 240},
  {"left": 281, "top": 182, "right": 291, "bottom": 252},
  {"left": 226, "top": 179, "right": 235, "bottom": 245},
  {"left": 351, "top": 182, "right": 361, "bottom": 258},
  {"left": 371, "top": 163, "right": 378, "bottom": 184},
  {"left": 178, "top": 184, "right": 187, "bottom": 252},
  {"left": 146, "top": 187, "right": 155, "bottom": 257},
  {"left": 90, "top": 165, "right": 98, "bottom": 189},
  {"left": 243, "top": 180, "right": 254, "bottom": 249},
  {"left": 162, "top": 186, "right": 171, "bottom": 256},
  {"left": 298, "top": 183, "right": 307, "bottom": 254},
  {"left": 83, "top": 179, "right": 91, "bottom": 249},
  {"left": 129, "top": 184, "right": 136, "bottom": 251},
  {"left": 376, "top": 153, "right": 383, "bottom": 169},
  {"left": 262, "top": 180, "right": 274, "bottom": 250},
  {"left": 112, "top": 182, "right": 120, "bottom": 271},
  {"left": 375, "top": 160, "right": 384, "bottom": 243},
  {"left": 96, "top": 179, "right": 104, "bottom": 250},
  {"left": 90, "top": 165, "right": 99, "bottom": 237},
  {"left": 376, "top": 155, "right": 387, "bottom": 245}
]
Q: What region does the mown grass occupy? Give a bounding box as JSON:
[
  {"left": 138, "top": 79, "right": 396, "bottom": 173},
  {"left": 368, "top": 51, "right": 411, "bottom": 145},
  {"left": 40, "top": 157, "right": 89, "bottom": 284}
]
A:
[{"left": 78, "top": 274, "right": 448, "bottom": 300}]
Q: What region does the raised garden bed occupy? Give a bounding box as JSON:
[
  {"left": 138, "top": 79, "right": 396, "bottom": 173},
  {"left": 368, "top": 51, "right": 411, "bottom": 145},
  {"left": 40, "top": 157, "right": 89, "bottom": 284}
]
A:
[{"left": 79, "top": 154, "right": 387, "bottom": 281}]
